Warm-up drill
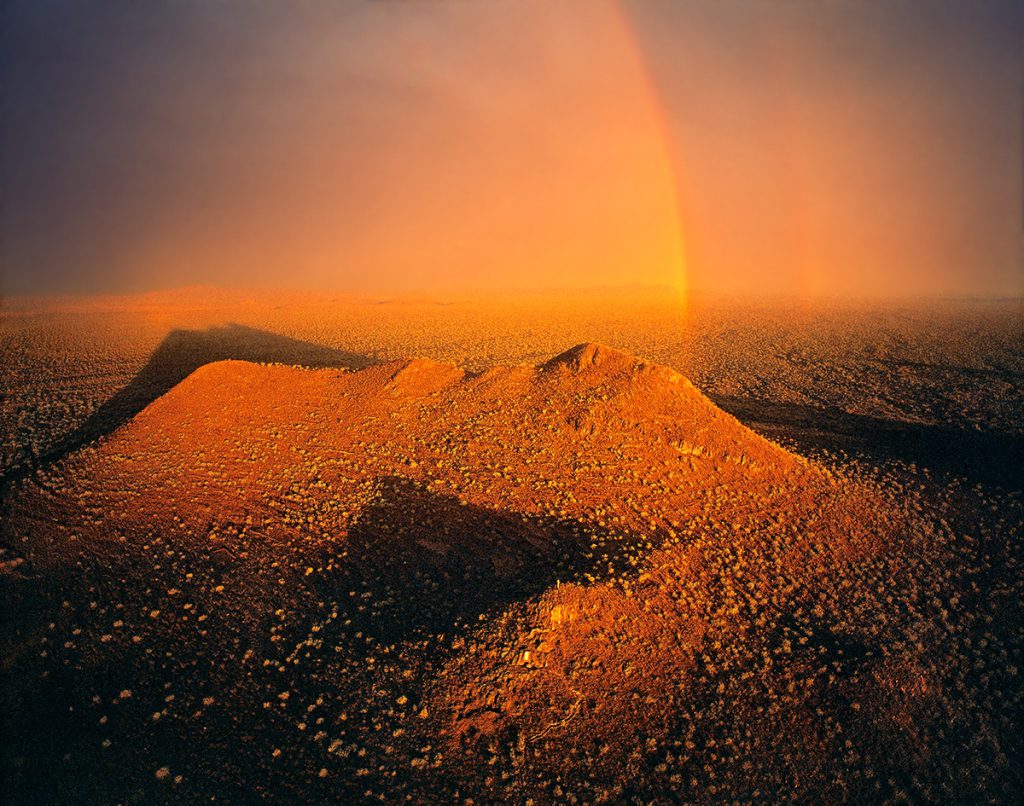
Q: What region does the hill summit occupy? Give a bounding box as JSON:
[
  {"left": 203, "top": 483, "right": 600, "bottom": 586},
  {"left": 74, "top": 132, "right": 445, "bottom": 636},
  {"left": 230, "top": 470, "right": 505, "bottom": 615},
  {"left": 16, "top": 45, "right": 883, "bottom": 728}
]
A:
[{"left": 121, "top": 341, "right": 795, "bottom": 485}]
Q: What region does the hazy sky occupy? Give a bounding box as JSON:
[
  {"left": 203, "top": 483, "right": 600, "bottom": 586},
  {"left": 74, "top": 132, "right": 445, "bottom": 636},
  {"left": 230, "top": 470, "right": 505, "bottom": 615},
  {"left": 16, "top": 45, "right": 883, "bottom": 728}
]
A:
[{"left": 1, "top": 0, "right": 1021, "bottom": 297}]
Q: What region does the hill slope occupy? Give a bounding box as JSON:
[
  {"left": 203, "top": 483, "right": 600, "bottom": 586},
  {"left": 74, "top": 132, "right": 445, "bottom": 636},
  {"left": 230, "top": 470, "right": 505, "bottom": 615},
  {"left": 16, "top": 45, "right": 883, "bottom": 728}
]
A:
[{"left": 2, "top": 345, "right": 1016, "bottom": 803}]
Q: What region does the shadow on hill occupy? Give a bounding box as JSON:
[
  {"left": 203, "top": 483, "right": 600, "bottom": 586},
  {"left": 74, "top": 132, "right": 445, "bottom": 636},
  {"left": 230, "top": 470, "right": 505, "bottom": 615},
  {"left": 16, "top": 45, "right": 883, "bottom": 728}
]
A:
[
  {"left": 3, "top": 472, "right": 894, "bottom": 803},
  {"left": 8, "top": 324, "right": 377, "bottom": 482},
  {"left": 1, "top": 475, "right": 660, "bottom": 803},
  {"left": 714, "top": 395, "right": 1024, "bottom": 490},
  {"left": 301, "top": 476, "right": 647, "bottom": 644}
]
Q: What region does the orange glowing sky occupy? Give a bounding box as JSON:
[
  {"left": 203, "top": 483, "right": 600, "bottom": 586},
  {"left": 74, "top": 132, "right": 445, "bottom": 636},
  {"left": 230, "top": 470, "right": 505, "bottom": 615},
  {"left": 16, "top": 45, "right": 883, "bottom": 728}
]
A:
[{"left": 1, "top": 0, "right": 1020, "bottom": 298}]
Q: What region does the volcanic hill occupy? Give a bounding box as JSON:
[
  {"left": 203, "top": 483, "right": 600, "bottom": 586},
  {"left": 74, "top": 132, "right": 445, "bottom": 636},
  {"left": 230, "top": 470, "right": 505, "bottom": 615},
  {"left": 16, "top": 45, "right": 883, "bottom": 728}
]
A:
[{"left": 2, "top": 344, "right": 1014, "bottom": 803}]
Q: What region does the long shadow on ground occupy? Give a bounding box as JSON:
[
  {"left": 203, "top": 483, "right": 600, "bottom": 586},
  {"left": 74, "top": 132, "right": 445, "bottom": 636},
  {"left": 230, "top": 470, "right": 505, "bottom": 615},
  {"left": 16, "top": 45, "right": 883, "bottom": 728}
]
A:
[
  {"left": 4, "top": 324, "right": 377, "bottom": 483},
  {"left": 714, "top": 395, "right": 1024, "bottom": 490}
]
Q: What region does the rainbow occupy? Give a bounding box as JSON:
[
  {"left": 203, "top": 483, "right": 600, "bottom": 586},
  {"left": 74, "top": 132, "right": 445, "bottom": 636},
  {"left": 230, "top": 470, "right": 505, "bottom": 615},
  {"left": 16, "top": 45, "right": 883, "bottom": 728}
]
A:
[{"left": 611, "top": 0, "right": 691, "bottom": 299}]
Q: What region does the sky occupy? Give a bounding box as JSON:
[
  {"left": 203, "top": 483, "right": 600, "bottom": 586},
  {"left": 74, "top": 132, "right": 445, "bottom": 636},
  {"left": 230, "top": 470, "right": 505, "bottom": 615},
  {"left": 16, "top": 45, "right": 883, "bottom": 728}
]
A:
[{"left": 1, "top": 0, "right": 1021, "bottom": 298}]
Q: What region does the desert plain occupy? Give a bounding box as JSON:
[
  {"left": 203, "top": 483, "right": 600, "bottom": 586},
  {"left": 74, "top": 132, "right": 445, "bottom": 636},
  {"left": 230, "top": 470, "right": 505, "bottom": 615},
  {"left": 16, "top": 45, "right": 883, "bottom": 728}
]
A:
[{"left": 1, "top": 286, "right": 1021, "bottom": 803}]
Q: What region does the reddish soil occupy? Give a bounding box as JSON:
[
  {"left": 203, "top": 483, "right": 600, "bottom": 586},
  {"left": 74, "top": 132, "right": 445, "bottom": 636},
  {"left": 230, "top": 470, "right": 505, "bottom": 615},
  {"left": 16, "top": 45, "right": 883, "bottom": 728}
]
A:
[{"left": 2, "top": 343, "right": 1020, "bottom": 803}]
